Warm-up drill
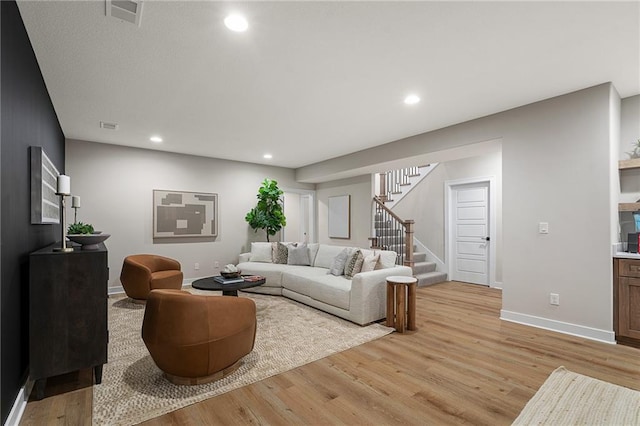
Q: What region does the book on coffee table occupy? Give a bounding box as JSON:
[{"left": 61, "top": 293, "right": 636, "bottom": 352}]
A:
[
  {"left": 243, "top": 275, "right": 264, "bottom": 282},
  {"left": 213, "top": 276, "right": 245, "bottom": 285}
]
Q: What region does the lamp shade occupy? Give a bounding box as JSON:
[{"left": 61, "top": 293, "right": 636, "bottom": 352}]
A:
[{"left": 56, "top": 175, "right": 71, "bottom": 195}]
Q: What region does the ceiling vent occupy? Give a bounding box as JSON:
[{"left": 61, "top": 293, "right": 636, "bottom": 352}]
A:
[
  {"left": 100, "top": 121, "right": 119, "bottom": 130},
  {"left": 106, "top": 0, "right": 143, "bottom": 26}
]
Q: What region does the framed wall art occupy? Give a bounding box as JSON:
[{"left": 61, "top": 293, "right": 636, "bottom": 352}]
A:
[
  {"left": 30, "top": 146, "right": 60, "bottom": 224},
  {"left": 153, "top": 190, "right": 218, "bottom": 238},
  {"left": 328, "top": 195, "right": 350, "bottom": 239}
]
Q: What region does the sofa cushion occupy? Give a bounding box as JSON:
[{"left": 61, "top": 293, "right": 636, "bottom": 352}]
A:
[
  {"left": 282, "top": 267, "right": 329, "bottom": 296},
  {"left": 249, "top": 242, "right": 273, "bottom": 263},
  {"left": 307, "top": 275, "right": 351, "bottom": 310},
  {"left": 236, "top": 262, "right": 286, "bottom": 287},
  {"left": 288, "top": 243, "right": 311, "bottom": 266},
  {"left": 329, "top": 248, "right": 351, "bottom": 276},
  {"left": 314, "top": 244, "right": 349, "bottom": 269}
]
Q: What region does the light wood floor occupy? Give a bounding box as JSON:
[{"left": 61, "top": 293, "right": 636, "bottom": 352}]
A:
[{"left": 21, "top": 281, "right": 640, "bottom": 425}]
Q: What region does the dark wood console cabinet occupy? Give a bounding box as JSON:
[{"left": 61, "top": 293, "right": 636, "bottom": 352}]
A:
[
  {"left": 29, "top": 243, "right": 108, "bottom": 399},
  {"left": 613, "top": 257, "right": 640, "bottom": 348}
]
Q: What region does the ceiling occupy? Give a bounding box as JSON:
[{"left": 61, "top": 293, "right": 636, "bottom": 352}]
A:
[{"left": 17, "top": 1, "right": 640, "bottom": 169}]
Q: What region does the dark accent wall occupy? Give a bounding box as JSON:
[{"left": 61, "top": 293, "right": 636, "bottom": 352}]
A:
[{"left": 1, "top": 1, "right": 65, "bottom": 422}]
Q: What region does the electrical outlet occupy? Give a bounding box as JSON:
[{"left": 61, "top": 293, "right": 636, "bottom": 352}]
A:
[
  {"left": 194, "top": 263, "right": 200, "bottom": 270},
  {"left": 214, "top": 261, "right": 219, "bottom": 268},
  {"left": 550, "top": 293, "right": 560, "bottom": 306},
  {"left": 539, "top": 222, "right": 549, "bottom": 234}
]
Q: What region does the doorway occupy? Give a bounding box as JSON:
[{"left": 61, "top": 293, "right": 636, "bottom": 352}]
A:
[
  {"left": 445, "top": 177, "right": 496, "bottom": 286},
  {"left": 282, "top": 190, "right": 315, "bottom": 243}
]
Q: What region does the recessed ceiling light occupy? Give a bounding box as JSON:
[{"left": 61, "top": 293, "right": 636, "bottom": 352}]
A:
[
  {"left": 224, "top": 14, "right": 248, "bottom": 32},
  {"left": 263, "top": 154, "right": 273, "bottom": 159},
  {"left": 150, "top": 136, "right": 163, "bottom": 143},
  {"left": 404, "top": 94, "right": 421, "bottom": 105}
]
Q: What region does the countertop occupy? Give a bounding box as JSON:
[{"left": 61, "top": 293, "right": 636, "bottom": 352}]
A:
[
  {"left": 612, "top": 243, "right": 640, "bottom": 259},
  {"left": 613, "top": 252, "right": 640, "bottom": 259}
]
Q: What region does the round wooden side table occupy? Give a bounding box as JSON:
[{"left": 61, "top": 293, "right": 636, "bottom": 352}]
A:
[{"left": 386, "top": 275, "right": 418, "bottom": 333}]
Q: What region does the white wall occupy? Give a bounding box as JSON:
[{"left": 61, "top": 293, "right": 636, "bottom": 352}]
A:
[
  {"left": 392, "top": 151, "right": 503, "bottom": 283},
  {"left": 619, "top": 95, "right": 640, "bottom": 204},
  {"left": 301, "top": 83, "right": 618, "bottom": 342},
  {"left": 316, "top": 175, "right": 372, "bottom": 248},
  {"left": 619, "top": 95, "right": 640, "bottom": 160},
  {"left": 500, "top": 84, "right": 615, "bottom": 342},
  {"left": 65, "top": 140, "right": 313, "bottom": 292}
]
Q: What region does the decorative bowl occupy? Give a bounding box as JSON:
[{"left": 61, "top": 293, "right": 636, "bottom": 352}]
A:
[
  {"left": 221, "top": 271, "right": 241, "bottom": 279},
  {"left": 67, "top": 233, "right": 110, "bottom": 250}
]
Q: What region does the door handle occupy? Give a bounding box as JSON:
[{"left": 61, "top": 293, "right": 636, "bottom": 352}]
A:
[{"left": 484, "top": 237, "right": 490, "bottom": 241}]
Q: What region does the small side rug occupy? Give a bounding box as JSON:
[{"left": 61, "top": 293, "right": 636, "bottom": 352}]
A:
[
  {"left": 513, "top": 366, "right": 640, "bottom": 425},
  {"left": 93, "top": 291, "right": 393, "bottom": 425}
]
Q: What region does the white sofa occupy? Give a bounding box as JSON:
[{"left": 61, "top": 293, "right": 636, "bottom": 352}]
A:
[{"left": 237, "top": 243, "right": 413, "bottom": 325}]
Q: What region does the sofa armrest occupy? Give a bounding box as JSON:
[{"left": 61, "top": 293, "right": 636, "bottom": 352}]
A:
[
  {"left": 349, "top": 266, "right": 413, "bottom": 325},
  {"left": 238, "top": 252, "right": 251, "bottom": 263}
]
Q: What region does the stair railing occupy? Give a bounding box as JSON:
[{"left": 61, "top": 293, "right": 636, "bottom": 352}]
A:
[
  {"left": 378, "top": 166, "right": 424, "bottom": 203},
  {"left": 371, "top": 196, "right": 414, "bottom": 267}
]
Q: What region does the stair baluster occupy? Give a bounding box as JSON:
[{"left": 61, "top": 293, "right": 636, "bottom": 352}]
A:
[{"left": 372, "top": 196, "right": 414, "bottom": 267}]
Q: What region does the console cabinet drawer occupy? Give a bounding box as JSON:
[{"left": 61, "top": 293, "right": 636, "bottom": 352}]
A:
[{"left": 618, "top": 259, "right": 640, "bottom": 278}]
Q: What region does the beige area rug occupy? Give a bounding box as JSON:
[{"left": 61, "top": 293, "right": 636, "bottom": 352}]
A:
[
  {"left": 93, "top": 290, "right": 393, "bottom": 425},
  {"left": 513, "top": 366, "right": 640, "bottom": 425}
]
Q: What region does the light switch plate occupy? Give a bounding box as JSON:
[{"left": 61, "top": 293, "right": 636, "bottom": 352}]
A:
[{"left": 539, "top": 222, "right": 549, "bottom": 234}]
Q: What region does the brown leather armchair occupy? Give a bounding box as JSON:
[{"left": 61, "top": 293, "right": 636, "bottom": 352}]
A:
[
  {"left": 142, "top": 289, "right": 257, "bottom": 385},
  {"left": 120, "top": 254, "right": 183, "bottom": 302}
]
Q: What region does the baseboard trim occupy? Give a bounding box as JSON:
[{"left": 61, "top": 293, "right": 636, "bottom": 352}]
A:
[
  {"left": 6, "top": 378, "right": 33, "bottom": 426},
  {"left": 492, "top": 281, "right": 503, "bottom": 289},
  {"left": 500, "top": 310, "right": 615, "bottom": 344}
]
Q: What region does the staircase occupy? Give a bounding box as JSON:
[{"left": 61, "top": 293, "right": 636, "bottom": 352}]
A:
[
  {"left": 372, "top": 166, "right": 448, "bottom": 287},
  {"left": 372, "top": 213, "right": 448, "bottom": 287},
  {"left": 411, "top": 251, "right": 448, "bottom": 287},
  {"left": 378, "top": 164, "right": 438, "bottom": 209}
]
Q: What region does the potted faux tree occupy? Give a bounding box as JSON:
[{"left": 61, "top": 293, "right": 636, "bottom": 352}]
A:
[{"left": 245, "top": 178, "right": 286, "bottom": 242}]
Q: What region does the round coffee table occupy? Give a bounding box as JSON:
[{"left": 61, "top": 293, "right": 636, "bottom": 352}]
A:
[{"left": 192, "top": 276, "right": 266, "bottom": 297}]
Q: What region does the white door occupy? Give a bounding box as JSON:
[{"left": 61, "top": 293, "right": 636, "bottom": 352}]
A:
[
  {"left": 283, "top": 192, "right": 301, "bottom": 242},
  {"left": 300, "top": 194, "right": 312, "bottom": 243},
  {"left": 451, "top": 182, "right": 490, "bottom": 285},
  {"left": 282, "top": 191, "right": 315, "bottom": 243}
]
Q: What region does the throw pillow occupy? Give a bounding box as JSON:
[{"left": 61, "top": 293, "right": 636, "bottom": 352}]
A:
[
  {"left": 249, "top": 242, "right": 273, "bottom": 263},
  {"left": 314, "top": 245, "right": 347, "bottom": 269},
  {"left": 328, "top": 248, "right": 351, "bottom": 276},
  {"left": 377, "top": 250, "right": 397, "bottom": 269},
  {"left": 307, "top": 243, "right": 320, "bottom": 266},
  {"left": 360, "top": 253, "right": 380, "bottom": 272},
  {"left": 345, "top": 249, "right": 364, "bottom": 279},
  {"left": 353, "top": 251, "right": 365, "bottom": 276},
  {"left": 274, "top": 242, "right": 289, "bottom": 264},
  {"left": 288, "top": 243, "right": 311, "bottom": 266}
]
